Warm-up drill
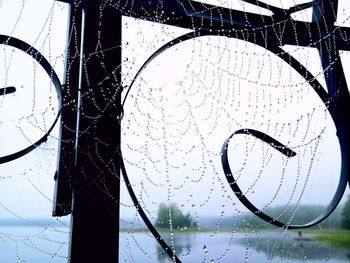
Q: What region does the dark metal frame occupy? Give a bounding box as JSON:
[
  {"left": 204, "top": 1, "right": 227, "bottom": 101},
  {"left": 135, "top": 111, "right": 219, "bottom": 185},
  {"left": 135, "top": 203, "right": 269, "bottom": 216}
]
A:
[{"left": 1, "top": 0, "right": 349, "bottom": 262}]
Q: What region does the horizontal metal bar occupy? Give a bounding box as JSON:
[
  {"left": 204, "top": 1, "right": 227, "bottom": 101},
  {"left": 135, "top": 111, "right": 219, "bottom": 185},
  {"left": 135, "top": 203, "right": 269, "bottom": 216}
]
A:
[
  {"left": 55, "top": 0, "right": 72, "bottom": 3},
  {"left": 0, "top": 86, "right": 16, "bottom": 95},
  {"left": 57, "top": 0, "right": 350, "bottom": 50}
]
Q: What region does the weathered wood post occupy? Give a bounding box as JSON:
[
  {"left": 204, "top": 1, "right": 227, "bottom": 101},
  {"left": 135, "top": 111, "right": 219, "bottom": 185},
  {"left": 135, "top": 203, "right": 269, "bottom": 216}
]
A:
[{"left": 53, "top": 1, "right": 122, "bottom": 262}]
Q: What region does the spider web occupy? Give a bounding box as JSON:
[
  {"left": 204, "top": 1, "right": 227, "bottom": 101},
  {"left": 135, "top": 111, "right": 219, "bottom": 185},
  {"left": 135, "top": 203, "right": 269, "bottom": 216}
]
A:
[
  {"left": 0, "top": 1, "right": 70, "bottom": 262},
  {"left": 0, "top": 0, "right": 349, "bottom": 262}
]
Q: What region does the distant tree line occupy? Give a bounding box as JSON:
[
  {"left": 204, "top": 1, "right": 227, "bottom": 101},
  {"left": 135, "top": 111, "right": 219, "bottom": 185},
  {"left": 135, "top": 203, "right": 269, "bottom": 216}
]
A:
[
  {"left": 202, "top": 202, "right": 347, "bottom": 230},
  {"left": 155, "top": 203, "right": 196, "bottom": 229},
  {"left": 155, "top": 196, "right": 350, "bottom": 230},
  {"left": 231, "top": 203, "right": 345, "bottom": 229}
]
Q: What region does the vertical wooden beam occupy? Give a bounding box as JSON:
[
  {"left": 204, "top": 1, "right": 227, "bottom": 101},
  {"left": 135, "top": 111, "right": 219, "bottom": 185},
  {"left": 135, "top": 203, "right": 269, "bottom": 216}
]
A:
[{"left": 65, "top": 1, "right": 122, "bottom": 262}]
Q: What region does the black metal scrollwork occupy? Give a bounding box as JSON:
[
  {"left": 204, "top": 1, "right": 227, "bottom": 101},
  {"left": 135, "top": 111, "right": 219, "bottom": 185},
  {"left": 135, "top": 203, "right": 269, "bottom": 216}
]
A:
[
  {"left": 0, "top": 35, "right": 63, "bottom": 164},
  {"left": 2, "top": 0, "right": 350, "bottom": 262},
  {"left": 120, "top": 0, "right": 350, "bottom": 258},
  {"left": 221, "top": 128, "right": 349, "bottom": 229}
]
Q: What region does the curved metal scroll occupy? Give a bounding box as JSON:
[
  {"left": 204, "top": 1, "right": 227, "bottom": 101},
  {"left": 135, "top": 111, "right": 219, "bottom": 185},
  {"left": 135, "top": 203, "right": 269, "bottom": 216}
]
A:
[
  {"left": 120, "top": 154, "right": 182, "bottom": 263},
  {"left": 121, "top": 32, "right": 201, "bottom": 263},
  {"left": 121, "top": 25, "right": 350, "bottom": 261},
  {"left": 0, "top": 35, "right": 62, "bottom": 164},
  {"left": 221, "top": 129, "right": 348, "bottom": 229}
]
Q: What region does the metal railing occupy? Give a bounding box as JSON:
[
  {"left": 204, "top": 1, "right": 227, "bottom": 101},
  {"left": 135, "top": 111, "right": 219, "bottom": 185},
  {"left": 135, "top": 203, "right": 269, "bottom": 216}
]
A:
[{"left": 1, "top": 0, "right": 349, "bottom": 262}]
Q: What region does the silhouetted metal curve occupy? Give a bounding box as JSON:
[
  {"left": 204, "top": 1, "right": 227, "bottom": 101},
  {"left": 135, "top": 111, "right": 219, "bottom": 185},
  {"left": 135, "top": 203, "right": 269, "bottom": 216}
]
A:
[
  {"left": 121, "top": 32, "right": 202, "bottom": 263},
  {"left": 221, "top": 128, "right": 348, "bottom": 229},
  {"left": 121, "top": 22, "right": 350, "bottom": 262},
  {"left": 0, "top": 35, "right": 62, "bottom": 164},
  {"left": 120, "top": 154, "right": 182, "bottom": 263}
]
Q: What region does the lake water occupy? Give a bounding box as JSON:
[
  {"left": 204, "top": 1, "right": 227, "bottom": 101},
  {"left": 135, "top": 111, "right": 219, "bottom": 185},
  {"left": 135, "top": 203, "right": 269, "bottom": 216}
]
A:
[{"left": 0, "top": 226, "right": 349, "bottom": 262}]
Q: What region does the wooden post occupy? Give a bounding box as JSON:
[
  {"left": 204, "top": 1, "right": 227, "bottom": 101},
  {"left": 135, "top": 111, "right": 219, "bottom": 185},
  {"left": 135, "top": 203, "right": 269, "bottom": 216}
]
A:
[
  {"left": 69, "top": 1, "right": 121, "bottom": 262},
  {"left": 55, "top": 0, "right": 122, "bottom": 262}
]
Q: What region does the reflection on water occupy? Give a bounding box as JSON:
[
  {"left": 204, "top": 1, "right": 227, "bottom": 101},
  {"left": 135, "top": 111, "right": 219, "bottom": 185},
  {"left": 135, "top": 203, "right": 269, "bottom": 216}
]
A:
[
  {"left": 6, "top": 226, "right": 345, "bottom": 262},
  {"left": 120, "top": 231, "right": 350, "bottom": 263},
  {"left": 1, "top": 226, "right": 348, "bottom": 262},
  {"left": 238, "top": 231, "right": 350, "bottom": 262},
  {"left": 156, "top": 234, "right": 192, "bottom": 262}
]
